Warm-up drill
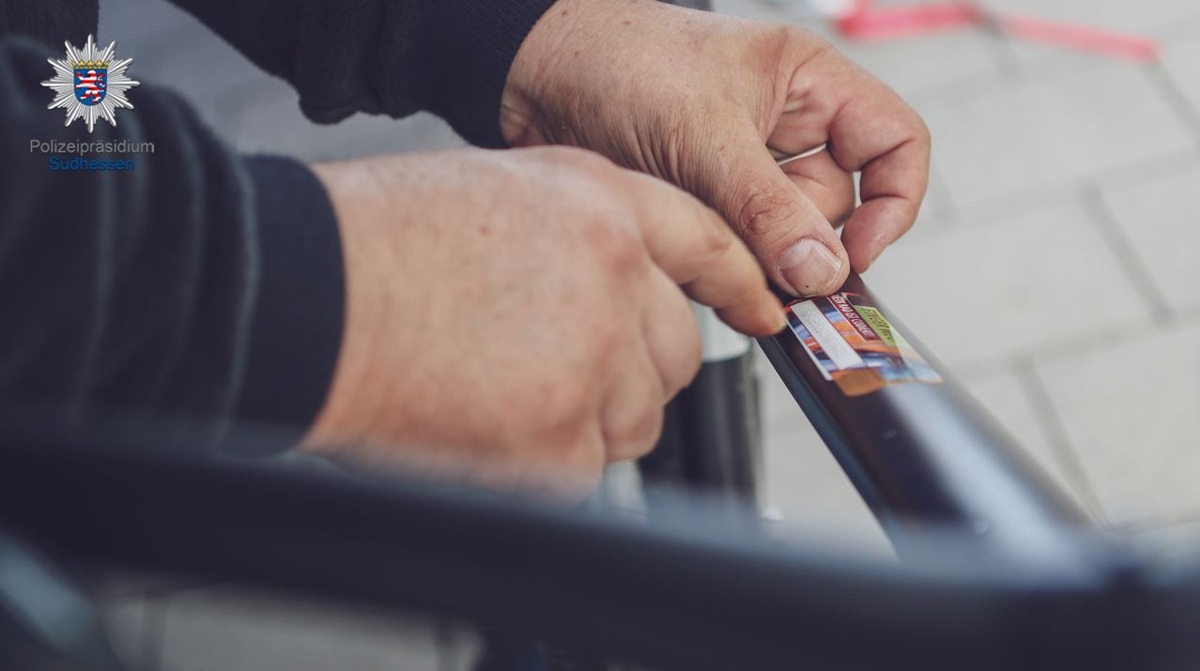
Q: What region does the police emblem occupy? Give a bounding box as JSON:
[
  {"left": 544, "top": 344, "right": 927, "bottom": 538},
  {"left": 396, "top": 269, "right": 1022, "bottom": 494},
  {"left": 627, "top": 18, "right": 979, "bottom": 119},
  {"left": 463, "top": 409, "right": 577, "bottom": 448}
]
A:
[{"left": 41, "top": 34, "right": 139, "bottom": 133}]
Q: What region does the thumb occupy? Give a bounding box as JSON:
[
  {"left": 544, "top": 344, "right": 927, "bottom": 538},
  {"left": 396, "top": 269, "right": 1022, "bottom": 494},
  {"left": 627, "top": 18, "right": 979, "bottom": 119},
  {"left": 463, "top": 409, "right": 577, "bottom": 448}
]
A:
[{"left": 706, "top": 128, "right": 850, "bottom": 297}]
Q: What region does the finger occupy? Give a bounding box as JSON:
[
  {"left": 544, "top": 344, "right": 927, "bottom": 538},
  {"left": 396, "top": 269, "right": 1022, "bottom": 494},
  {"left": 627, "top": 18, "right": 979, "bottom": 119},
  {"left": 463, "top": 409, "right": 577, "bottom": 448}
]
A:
[
  {"left": 700, "top": 122, "right": 850, "bottom": 298},
  {"left": 780, "top": 150, "right": 856, "bottom": 227},
  {"left": 825, "top": 82, "right": 931, "bottom": 271},
  {"left": 600, "top": 336, "right": 667, "bottom": 464},
  {"left": 640, "top": 267, "right": 703, "bottom": 401},
  {"left": 621, "top": 171, "right": 786, "bottom": 335}
]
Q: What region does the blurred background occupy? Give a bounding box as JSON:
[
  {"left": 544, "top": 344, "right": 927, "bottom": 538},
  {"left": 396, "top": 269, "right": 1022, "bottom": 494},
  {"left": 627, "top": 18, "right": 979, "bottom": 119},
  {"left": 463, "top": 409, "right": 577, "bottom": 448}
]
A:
[{"left": 90, "top": 0, "right": 1200, "bottom": 668}]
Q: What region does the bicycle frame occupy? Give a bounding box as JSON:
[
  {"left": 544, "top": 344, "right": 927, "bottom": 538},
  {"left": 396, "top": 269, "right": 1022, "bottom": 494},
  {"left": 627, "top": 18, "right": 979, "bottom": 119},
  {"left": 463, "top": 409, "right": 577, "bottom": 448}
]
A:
[
  {"left": 0, "top": 427, "right": 1189, "bottom": 671},
  {"left": 758, "top": 273, "right": 1095, "bottom": 560}
]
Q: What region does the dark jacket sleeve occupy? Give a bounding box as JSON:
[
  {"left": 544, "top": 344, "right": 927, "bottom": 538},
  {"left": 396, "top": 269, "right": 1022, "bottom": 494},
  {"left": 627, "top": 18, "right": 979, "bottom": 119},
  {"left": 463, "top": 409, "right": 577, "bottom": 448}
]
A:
[
  {"left": 166, "top": 0, "right": 558, "bottom": 147},
  {"left": 0, "top": 37, "right": 344, "bottom": 452}
]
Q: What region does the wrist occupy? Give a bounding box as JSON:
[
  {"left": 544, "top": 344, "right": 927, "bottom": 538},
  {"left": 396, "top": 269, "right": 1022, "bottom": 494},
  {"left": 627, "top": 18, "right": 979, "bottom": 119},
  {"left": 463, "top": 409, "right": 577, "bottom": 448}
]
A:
[
  {"left": 501, "top": 0, "right": 630, "bottom": 146},
  {"left": 302, "top": 160, "right": 407, "bottom": 455},
  {"left": 499, "top": 1, "right": 571, "bottom": 146}
]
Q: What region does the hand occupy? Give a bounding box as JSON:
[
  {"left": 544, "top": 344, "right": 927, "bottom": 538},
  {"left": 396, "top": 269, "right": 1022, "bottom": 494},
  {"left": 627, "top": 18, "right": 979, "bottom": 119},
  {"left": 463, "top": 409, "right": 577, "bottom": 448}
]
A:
[
  {"left": 303, "top": 147, "right": 783, "bottom": 499},
  {"left": 501, "top": 0, "right": 931, "bottom": 297}
]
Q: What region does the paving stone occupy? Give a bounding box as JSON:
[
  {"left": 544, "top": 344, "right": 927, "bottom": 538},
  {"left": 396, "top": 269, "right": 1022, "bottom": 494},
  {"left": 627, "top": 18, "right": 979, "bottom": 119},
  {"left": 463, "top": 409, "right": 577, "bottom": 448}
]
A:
[
  {"left": 976, "top": 0, "right": 1200, "bottom": 37},
  {"left": 761, "top": 423, "right": 895, "bottom": 557},
  {"left": 712, "top": 0, "right": 830, "bottom": 27},
  {"left": 225, "top": 87, "right": 465, "bottom": 161},
  {"left": 959, "top": 368, "right": 1095, "bottom": 516},
  {"left": 1160, "top": 36, "right": 1200, "bottom": 139},
  {"left": 97, "top": 592, "right": 150, "bottom": 670},
  {"left": 918, "top": 60, "right": 1194, "bottom": 210},
  {"left": 863, "top": 200, "right": 1148, "bottom": 372},
  {"left": 833, "top": 27, "right": 1002, "bottom": 102},
  {"left": 159, "top": 587, "right": 443, "bottom": 671},
  {"left": 1100, "top": 164, "right": 1200, "bottom": 315},
  {"left": 127, "top": 28, "right": 276, "bottom": 129},
  {"left": 98, "top": 0, "right": 195, "bottom": 49},
  {"left": 974, "top": 0, "right": 1200, "bottom": 74},
  {"left": 1037, "top": 322, "right": 1200, "bottom": 526}
]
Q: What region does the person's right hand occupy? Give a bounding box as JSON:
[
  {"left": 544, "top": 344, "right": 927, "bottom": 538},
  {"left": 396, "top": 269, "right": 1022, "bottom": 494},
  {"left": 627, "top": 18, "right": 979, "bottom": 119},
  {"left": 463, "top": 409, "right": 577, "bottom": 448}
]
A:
[{"left": 302, "top": 147, "right": 784, "bottom": 500}]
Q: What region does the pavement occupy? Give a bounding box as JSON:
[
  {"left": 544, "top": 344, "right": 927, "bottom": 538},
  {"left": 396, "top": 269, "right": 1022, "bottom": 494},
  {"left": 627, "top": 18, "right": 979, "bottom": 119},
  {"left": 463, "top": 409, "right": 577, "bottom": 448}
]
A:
[{"left": 87, "top": 0, "right": 1200, "bottom": 668}]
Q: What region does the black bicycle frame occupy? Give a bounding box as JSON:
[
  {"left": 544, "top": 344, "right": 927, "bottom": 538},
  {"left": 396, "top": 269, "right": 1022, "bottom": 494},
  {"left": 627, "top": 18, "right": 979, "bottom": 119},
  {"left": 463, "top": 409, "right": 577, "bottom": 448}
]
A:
[
  {"left": 758, "top": 273, "right": 1094, "bottom": 559},
  {"left": 0, "top": 434, "right": 1193, "bottom": 671}
]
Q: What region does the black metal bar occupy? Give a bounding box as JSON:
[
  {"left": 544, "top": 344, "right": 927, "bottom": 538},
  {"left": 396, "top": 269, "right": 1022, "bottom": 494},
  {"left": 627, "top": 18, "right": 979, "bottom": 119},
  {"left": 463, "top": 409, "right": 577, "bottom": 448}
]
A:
[
  {"left": 0, "top": 436, "right": 1175, "bottom": 671},
  {"left": 640, "top": 351, "right": 763, "bottom": 523},
  {"left": 758, "top": 273, "right": 1093, "bottom": 559}
]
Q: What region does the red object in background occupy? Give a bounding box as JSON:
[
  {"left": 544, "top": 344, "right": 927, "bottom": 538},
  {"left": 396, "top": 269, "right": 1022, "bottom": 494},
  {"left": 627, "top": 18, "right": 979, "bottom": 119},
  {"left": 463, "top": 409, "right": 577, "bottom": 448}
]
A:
[
  {"left": 836, "top": 2, "right": 979, "bottom": 40},
  {"left": 1000, "top": 14, "right": 1159, "bottom": 64},
  {"left": 834, "top": 0, "right": 1159, "bottom": 64}
]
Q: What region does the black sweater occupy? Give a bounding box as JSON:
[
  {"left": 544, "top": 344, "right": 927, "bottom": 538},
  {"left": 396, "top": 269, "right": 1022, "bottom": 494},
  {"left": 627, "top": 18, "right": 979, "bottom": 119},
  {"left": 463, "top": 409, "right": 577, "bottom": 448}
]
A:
[{"left": 0, "top": 0, "right": 556, "bottom": 451}]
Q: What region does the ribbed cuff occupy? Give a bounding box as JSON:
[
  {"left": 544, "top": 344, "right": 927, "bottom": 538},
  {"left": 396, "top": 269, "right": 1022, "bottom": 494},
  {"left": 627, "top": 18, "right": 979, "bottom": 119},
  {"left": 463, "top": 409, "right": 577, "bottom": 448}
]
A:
[
  {"left": 409, "top": 0, "right": 559, "bottom": 147},
  {"left": 232, "top": 155, "right": 345, "bottom": 455}
]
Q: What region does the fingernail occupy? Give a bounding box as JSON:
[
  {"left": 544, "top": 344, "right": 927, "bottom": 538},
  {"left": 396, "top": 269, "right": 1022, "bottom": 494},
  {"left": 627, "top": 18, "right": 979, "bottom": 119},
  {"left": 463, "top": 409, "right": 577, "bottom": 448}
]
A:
[{"left": 778, "top": 239, "right": 842, "bottom": 296}]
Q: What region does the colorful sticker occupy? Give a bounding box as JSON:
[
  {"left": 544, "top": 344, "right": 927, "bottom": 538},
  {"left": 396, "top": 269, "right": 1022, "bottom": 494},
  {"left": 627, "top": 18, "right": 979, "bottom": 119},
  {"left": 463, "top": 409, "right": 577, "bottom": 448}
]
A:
[{"left": 786, "top": 292, "right": 943, "bottom": 397}]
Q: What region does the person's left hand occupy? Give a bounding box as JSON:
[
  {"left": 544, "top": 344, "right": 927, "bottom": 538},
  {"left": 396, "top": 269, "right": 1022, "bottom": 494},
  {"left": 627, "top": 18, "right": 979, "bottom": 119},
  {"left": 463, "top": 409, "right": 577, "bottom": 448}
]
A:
[{"left": 501, "top": 0, "right": 930, "bottom": 298}]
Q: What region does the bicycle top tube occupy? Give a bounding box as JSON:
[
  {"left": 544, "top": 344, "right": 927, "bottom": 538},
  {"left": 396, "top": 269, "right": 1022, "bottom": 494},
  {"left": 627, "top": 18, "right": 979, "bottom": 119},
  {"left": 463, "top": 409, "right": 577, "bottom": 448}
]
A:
[
  {"left": 758, "top": 272, "right": 1095, "bottom": 565},
  {"left": 0, "top": 435, "right": 1191, "bottom": 671}
]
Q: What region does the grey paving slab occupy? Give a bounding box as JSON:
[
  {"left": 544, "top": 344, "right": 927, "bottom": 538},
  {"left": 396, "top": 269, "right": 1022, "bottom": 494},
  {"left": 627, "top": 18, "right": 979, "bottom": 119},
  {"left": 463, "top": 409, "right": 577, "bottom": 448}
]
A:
[
  {"left": 159, "top": 587, "right": 443, "bottom": 671},
  {"left": 1037, "top": 321, "right": 1200, "bottom": 526},
  {"left": 958, "top": 368, "right": 1095, "bottom": 516},
  {"left": 100, "top": 0, "right": 466, "bottom": 160},
  {"left": 977, "top": 0, "right": 1200, "bottom": 38},
  {"left": 226, "top": 89, "right": 465, "bottom": 161},
  {"left": 98, "top": 0, "right": 195, "bottom": 50},
  {"left": 975, "top": 0, "right": 1200, "bottom": 75},
  {"left": 713, "top": 1, "right": 1005, "bottom": 102},
  {"left": 124, "top": 26, "right": 279, "bottom": 130},
  {"left": 918, "top": 59, "right": 1194, "bottom": 211},
  {"left": 761, "top": 424, "right": 895, "bottom": 556},
  {"left": 862, "top": 200, "right": 1148, "bottom": 372},
  {"left": 1160, "top": 36, "right": 1200, "bottom": 139},
  {"left": 833, "top": 28, "right": 1002, "bottom": 102},
  {"left": 1100, "top": 164, "right": 1200, "bottom": 315},
  {"left": 712, "top": 0, "right": 829, "bottom": 27},
  {"left": 98, "top": 593, "right": 151, "bottom": 671}
]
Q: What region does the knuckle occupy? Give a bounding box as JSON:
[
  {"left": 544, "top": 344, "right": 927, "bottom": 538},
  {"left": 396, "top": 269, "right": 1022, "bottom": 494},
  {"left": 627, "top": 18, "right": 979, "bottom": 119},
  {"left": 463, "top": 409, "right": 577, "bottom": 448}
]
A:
[
  {"left": 663, "top": 301, "right": 704, "bottom": 394},
  {"left": 608, "top": 405, "right": 664, "bottom": 462},
  {"left": 533, "top": 379, "right": 592, "bottom": 440},
  {"left": 730, "top": 181, "right": 800, "bottom": 244},
  {"left": 916, "top": 118, "right": 936, "bottom": 154},
  {"left": 910, "top": 113, "right": 932, "bottom": 152},
  {"left": 693, "top": 209, "right": 736, "bottom": 259},
  {"left": 584, "top": 217, "right": 645, "bottom": 275}
]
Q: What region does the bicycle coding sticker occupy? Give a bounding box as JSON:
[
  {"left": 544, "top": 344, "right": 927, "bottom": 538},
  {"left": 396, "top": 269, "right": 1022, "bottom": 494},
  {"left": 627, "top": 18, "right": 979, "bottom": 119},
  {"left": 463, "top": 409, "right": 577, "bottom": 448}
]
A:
[{"left": 785, "top": 292, "right": 942, "bottom": 397}]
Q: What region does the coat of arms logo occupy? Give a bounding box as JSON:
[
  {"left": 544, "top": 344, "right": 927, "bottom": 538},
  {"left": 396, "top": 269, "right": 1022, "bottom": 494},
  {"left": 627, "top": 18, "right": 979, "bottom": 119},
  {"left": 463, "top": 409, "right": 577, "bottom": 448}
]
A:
[{"left": 41, "top": 34, "right": 140, "bottom": 133}]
